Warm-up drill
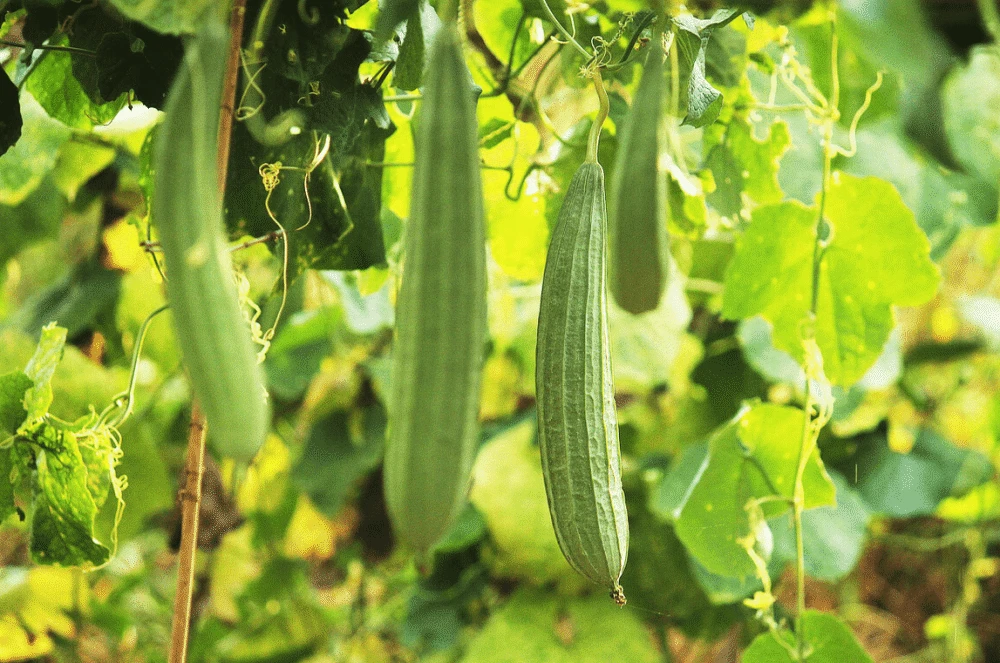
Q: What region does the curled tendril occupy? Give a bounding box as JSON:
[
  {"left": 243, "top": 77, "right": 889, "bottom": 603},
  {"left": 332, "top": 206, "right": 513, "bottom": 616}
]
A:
[
  {"left": 236, "top": 51, "right": 268, "bottom": 121},
  {"left": 297, "top": 0, "right": 320, "bottom": 25},
  {"left": 252, "top": 133, "right": 332, "bottom": 359}
]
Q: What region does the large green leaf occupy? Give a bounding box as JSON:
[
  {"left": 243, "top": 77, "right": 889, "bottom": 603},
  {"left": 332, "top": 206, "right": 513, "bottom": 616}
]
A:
[
  {"left": 671, "top": 403, "right": 834, "bottom": 577},
  {"left": 673, "top": 9, "right": 742, "bottom": 128},
  {"left": 291, "top": 404, "right": 386, "bottom": 516},
  {"left": 0, "top": 371, "right": 32, "bottom": 435},
  {"left": 722, "top": 173, "right": 940, "bottom": 385},
  {"left": 20, "top": 323, "right": 67, "bottom": 428},
  {"left": 0, "top": 371, "right": 32, "bottom": 522},
  {"left": 742, "top": 610, "right": 873, "bottom": 663},
  {"left": 24, "top": 43, "right": 126, "bottom": 130},
  {"left": 29, "top": 424, "right": 110, "bottom": 567},
  {"left": 461, "top": 588, "right": 659, "bottom": 663},
  {"left": 943, "top": 45, "right": 1000, "bottom": 184},
  {"left": 392, "top": 1, "right": 441, "bottom": 91},
  {"left": 0, "top": 94, "right": 71, "bottom": 206},
  {"left": 853, "top": 428, "right": 992, "bottom": 518},
  {"left": 769, "top": 471, "right": 871, "bottom": 582},
  {"left": 104, "top": 0, "right": 216, "bottom": 35},
  {"left": 468, "top": 419, "right": 580, "bottom": 586}
]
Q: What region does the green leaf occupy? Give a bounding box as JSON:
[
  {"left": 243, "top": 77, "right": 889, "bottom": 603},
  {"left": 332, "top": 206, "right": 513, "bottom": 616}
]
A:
[
  {"left": 0, "top": 68, "right": 21, "bottom": 156},
  {"left": 479, "top": 118, "right": 514, "bottom": 150},
  {"left": 689, "top": 555, "right": 763, "bottom": 604},
  {"left": 51, "top": 140, "right": 118, "bottom": 201},
  {"left": 722, "top": 173, "right": 940, "bottom": 385},
  {"left": 608, "top": 264, "right": 691, "bottom": 393},
  {"left": 0, "top": 371, "right": 33, "bottom": 435},
  {"left": 738, "top": 317, "right": 805, "bottom": 387},
  {"left": 225, "top": 27, "right": 391, "bottom": 277},
  {"left": 24, "top": 43, "right": 126, "bottom": 130},
  {"left": 291, "top": 404, "right": 386, "bottom": 516},
  {"left": 393, "top": 2, "right": 440, "bottom": 91},
  {"left": 672, "top": 403, "right": 834, "bottom": 577},
  {"left": 742, "top": 610, "right": 873, "bottom": 663},
  {"left": 8, "top": 260, "right": 122, "bottom": 340},
  {"left": 393, "top": 6, "right": 425, "bottom": 91},
  {"left": 21, "top": 323, "right": 67, "bottom": 429},
  {"left": 377, "top": 0, "right": 421, "bottom": 38},
  {"left": 433, "top": 503, "right": 488, "bottom": 555},
  {"left": 103, "top": 0, "right": 216, "bottom": 35},
  {"left": 674, "top": 9, "right": 741, "bottom": 128},
  {"left": 673, "top": 420, "right": 756, "bottom": 576},
  {"left": 622, "top": 482, "right": 734, "bottom": 631},
  {"left": 0, "top": 94, "right": 71, "bottom": 206},
  {"left": 29, "top": 424, "right": 110, "bottom": 567},
  {"left": 403, "top": 564, "right": 485, "bottom": 651},
  {"left": 468, "top": 419, "right": 580, "bottom": 586},
  {"left": 76, "top": 424, "right": 116, "bottom": 507},
  {"left": 838, "top": 120, "right": 996, "bottom": 260},
  {"left": 461, "top": 588, "right": 660, "bottom": 663},
  {"left": 769, "top": 471, "right": 871, "bottom": 582},
  {"left": 854, "top": 428, "right": 992, "bottom": 518},
  {"left": 263, "top": 307, "right": 340, "bottom": 401},
  {"left": 943, "top": 45, "right": 1000, "bottom": 184},
  {"left": 733, "top": 119, "right": 791, "bottom": 204},
  {"left": 653, "top": 441, "right": 710, "bottom": 521},
  {"left": 0, "top": 450, "right": 14, "bottom": 523},
  {"left": 739, "top": 403, "right": 836, "bottom": 512}
]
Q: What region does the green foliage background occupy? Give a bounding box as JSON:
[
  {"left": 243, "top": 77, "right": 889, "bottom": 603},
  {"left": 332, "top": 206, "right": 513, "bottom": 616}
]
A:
[{"left": 1, "top": 0, "right": 1000, "bottom": 661}]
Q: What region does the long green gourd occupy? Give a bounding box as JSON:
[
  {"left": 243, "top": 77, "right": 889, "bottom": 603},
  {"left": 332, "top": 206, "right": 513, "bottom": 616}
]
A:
[
  {"left": 152, "top": 21, "right": 270, "bottom": 462},
  {"left": 384, "top": 21, "right": 488, "bottom": 558},
  {"left": 536, "top": 74, "right": 629, "bottom": 605},
  {"left": 609, "top": 42, "right": 669, "bottom": 315}
]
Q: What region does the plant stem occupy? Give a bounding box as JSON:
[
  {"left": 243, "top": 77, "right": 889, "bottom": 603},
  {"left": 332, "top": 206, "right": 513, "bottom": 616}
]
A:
[
  {"left": 791, "top": 16, "right": 838, "bottom": 661},
  {"left": 167, "top": 404, "right": 207, "bottom": 663},
  {"left": 384, "top": 93, "right": 423, "bottom": 102},
  {"left": 240, "top": 0, "right": 306, "bottom": 146},
  {"left": 219, "top": 0, "right": 248, "bottom": 179},
  {"left": 538, "top": 0, "right": 592, "bottom": 60},
  {"left": 586, "top": 70, "right": 609, "bottom": 163},
  {"left": 167, "top": 3, "right": 246, "bottom": 660},
  {"left": 0, "top": 38, "right": 97, "bottom": 57}
]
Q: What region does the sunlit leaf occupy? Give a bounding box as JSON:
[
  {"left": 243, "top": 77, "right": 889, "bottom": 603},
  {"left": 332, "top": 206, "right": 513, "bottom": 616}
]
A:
[{"left": 722, "top": 173, "right": 940, "bottom": 385}]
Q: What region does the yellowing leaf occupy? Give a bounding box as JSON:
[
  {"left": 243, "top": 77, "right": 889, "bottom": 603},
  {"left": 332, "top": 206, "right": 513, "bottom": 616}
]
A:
[
  {"left": 210, "top": 527, "right": 261, "bottom": 622},
  {"left": 236, "top": 434, "right": 291, "bottom": 514},
  {"left": 103, "top": 220, "right": 148, "bottom": 272},
  {"left": 284, "top": 496, "right": 338, "bottom": 561},
  {"left": 0, "top": 566, "right": 79, "bottom": 659}
]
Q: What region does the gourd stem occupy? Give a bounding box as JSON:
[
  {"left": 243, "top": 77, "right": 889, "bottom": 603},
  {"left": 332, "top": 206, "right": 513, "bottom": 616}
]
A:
[{"left": 586, "top": 70, "right": 609, "bottom": 164}]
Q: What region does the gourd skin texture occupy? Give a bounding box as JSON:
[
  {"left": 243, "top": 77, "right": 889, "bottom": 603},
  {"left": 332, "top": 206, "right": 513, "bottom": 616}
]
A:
[
  {"left": 609, "top": 45, "right": 668, "bottom": 315},
  {"left": 536, "top": 161, "right": 629, "bottom": 595},
  {"left": 152, "top": 22, "right": 270, "bottom": 462},
  {"left": 384, "top": 23, "right": 488, "bottom": 557}
]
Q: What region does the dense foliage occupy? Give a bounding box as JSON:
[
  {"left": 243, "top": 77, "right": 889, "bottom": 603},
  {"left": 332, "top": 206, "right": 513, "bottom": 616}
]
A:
[{"left": 1, "top": 0, "right": 1000, "bottom": 661}]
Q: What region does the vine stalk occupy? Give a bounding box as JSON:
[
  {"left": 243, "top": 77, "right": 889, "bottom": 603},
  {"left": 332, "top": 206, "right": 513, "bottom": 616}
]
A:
[
  {"left": 166, "top": 2, "right": 247, "bottom": 662},
  {"left": 791, "top": 15, "right": 839, "bottom": 660}
]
